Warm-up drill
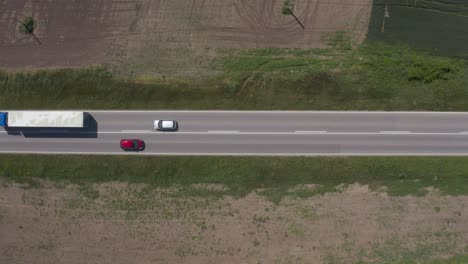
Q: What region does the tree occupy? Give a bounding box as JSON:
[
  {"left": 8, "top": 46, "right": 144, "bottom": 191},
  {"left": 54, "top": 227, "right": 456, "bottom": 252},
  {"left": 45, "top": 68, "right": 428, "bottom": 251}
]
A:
[
  {"left": 15, "top": 16, "right": 42, "bottom": 45},
  {"left": 282, "top": 0, "right": 292, "bottom": 15},
  {"left": 281, "top": 0, "right": 304, "bottom": 29}
]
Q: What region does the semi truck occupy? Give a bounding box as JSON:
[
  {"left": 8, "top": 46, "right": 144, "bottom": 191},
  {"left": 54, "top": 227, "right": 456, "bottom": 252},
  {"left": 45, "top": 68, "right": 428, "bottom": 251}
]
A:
[{"left": 0, "top": 111, "right": 87, "bottom": 128}]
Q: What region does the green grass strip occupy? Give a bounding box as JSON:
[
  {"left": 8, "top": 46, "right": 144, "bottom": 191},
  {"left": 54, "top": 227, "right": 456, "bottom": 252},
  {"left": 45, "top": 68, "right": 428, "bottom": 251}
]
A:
[
  {"left": 2, "top": 155, "right": 468, "bottom": 202},
  {"left": 1, "top": 42, "right": 467, "bottom": 111}
]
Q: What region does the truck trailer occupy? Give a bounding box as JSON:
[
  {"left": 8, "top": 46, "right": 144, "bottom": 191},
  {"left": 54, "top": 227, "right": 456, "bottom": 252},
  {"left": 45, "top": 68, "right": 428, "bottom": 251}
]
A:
[{"left": 0, "top": 111, "right": 87, "bottom": 128}]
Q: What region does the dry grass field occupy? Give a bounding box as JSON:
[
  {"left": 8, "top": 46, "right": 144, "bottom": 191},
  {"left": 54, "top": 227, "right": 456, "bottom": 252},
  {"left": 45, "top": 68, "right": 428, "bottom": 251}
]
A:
[{"left": 1, "top": 180, "right": 467, "bottom": 264}]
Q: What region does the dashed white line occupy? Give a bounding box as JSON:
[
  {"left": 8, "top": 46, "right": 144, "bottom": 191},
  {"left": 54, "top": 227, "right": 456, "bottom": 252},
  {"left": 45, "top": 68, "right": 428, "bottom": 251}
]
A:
[
  {"left": 3, "top": 131, "right": 468, "bottom": 136},
  {"left": 207, "top": 130, "right": 239, "bottom": 133},
  {"left": 1, "top": 150, "right": 468, "bottom": 156},
  {"left": 379, "top": 131, "right": 410, "bottom": 134},
  {"left": 121, "top": 130, "right": 152, "bottom": 133},
  {"left": 294, "top": 131, "right": 327, "bottom": 134}
]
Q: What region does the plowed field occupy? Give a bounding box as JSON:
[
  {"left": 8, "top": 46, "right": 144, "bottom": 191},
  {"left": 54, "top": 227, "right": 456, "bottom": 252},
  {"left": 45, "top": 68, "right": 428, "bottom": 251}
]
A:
[{"left": 0, "top": 0, "right": 371, "bottom": 75}]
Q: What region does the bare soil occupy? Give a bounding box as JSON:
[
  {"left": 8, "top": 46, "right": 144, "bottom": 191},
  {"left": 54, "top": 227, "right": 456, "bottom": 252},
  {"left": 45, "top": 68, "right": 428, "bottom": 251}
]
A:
[
  {"left": 0, "top": 0, "right": 372, "bottom": 75},
  {"left": 1, "top": 181, "right": 467, "bottom": 263}
]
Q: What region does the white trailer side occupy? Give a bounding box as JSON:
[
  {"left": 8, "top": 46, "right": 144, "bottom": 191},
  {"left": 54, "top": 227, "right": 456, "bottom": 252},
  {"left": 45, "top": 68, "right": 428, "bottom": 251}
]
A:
[{"left": 7, "top": 111, "right": 85, "bottom": 128}]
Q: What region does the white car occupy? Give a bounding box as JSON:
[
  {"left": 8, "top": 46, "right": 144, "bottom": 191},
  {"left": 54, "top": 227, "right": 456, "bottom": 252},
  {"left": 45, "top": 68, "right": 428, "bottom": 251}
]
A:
[{"left": 154, "top": 120, "right": 178, "bottom": 131}]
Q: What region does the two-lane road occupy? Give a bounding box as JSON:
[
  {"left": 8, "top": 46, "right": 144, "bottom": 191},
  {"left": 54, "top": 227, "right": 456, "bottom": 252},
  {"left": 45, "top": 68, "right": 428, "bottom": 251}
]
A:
[
  {"left": 91, "top": 111, "right": 468, "bottom": 133},
  {"left": 2, "top": 111, "right": 468, "bottom": 155}
]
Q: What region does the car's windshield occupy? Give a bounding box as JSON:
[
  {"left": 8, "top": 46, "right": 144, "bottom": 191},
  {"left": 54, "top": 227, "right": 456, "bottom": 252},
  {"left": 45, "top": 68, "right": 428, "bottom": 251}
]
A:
[{"left": 132, "top": 140, "right": 138, "bottom": 147}]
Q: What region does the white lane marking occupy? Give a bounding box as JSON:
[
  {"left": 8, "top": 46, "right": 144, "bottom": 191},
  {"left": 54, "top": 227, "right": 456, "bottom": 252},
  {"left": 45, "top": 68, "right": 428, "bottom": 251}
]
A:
[
  {"left": 207, "top": 130, "right": 239, "bottom": 133},
  {"left": 121, "top": 130, "right": 152, "bottom": 133},
  {"left": 379, "top": 131, "right": 410, "bottom": 134},
  {"left": 142, "top": 131, "right": 468, "bottom": 136},
  {"left": 1, "top": 150, "right": 468, "bottom": 156},
  {"left": 4, "top": 110, "right": 468, "bottom": 114},
  {"left": 2, "top": 131, "right": 468, "bottom": 136},
  {"left": 295, "top": 131, "right": 327, "bottom": 133},
  {"left": 80, "top": 110, "right": 468, "bottom": 114}
]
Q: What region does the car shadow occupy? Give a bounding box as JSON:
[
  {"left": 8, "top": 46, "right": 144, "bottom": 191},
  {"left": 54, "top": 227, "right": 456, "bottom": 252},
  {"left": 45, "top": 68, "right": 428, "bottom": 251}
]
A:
[{"left": 3, "top": 114, "right": 98, "bottom": 138}]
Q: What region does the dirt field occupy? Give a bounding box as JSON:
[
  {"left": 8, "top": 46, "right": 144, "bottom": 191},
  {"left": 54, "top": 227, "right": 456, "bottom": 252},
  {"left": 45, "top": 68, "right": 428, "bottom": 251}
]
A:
[
  {"left": 0, "top": 0, "right": 372, "bottom": 75},
  {"left": 1, "top": 181, "right": 467, "bottom": 263}
]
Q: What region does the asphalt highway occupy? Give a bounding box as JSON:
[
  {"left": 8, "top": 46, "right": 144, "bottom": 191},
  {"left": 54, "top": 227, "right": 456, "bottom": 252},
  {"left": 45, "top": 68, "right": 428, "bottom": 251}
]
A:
[{"left": 2, "top": 111, "right": 468, "bottom": 155}]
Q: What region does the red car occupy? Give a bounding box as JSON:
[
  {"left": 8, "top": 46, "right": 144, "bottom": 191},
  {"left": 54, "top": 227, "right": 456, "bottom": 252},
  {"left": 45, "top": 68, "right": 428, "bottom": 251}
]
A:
[{"left": 120, "top": 139, "right": 145, "bottom": 151}]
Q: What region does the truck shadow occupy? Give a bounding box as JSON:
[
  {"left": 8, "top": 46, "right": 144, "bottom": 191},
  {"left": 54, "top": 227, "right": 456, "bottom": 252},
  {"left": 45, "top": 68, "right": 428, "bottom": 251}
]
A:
[{"left": 4, "top": 115, "right": 98, "bottom": 138}]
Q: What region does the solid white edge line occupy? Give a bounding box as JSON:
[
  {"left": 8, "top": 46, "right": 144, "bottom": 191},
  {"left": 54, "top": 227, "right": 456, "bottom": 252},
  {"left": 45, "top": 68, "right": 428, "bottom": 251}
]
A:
[
  {"left": 82, "top": 111, "right": 468, "bottom": 114},
  {"left": 1, "top": 151, "right": 468, "bottom": 156},
  {"left": 2, "top": 131, "right": 468, "bottom": 136},
  {"left": 77, "top": 111, "right": 468, "bottom": 114},
  {"left": 4, "top": 110, "right": 468, "bottom": 114}
]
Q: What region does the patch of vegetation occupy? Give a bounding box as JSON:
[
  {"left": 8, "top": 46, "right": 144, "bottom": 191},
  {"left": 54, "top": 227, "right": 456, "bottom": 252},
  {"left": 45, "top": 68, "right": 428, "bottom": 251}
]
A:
[
  {"left": 322, "top": 31, "right": 353, "bottom": 51},
  {"left": 407, "top": 55, "right": 459, "bottom": 83},
  {"left": 430, "top": 255, "right": 468, "bottom": 264},
  {"left": 297, "top": 206, "right": 316, "bottom": 220},
  {"left": 79, "top": 184, "right": 99, "bottom": 200},
  {"left": 34, "top": 241, "right": 55, "bottom": 251},
  {"left": 359, "top": 233, "right": 464, "bottom": 264},
  {"left": 16, "top": 16, "right": 42, "bottom": 45},
  {"left": 1, "top": 37, "right": 466, "bottom": 111},
  {"left": 3, "top": 155, "right": 468, "bottom": 203},
  {"left": 282, "top": 0, "right": 293, "bottom": 15},
  {"left": 287, "top": 223, "right": 305, "bottom": 238},
  {"left": 18, "top": 16, "right": 36, "bottom": 34},
  {"left": 260, "top": 184, "right": 336, "bottom": 204},
  {"left": 254, "top": 214, "right": 269, "bottom": 223},
  {"left": 356, "top": 252, "right": 468, "bottom": 264}
]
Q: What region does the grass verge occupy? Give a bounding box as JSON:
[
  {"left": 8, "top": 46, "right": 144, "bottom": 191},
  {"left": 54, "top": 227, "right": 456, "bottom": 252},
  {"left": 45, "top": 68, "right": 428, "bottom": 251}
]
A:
[
  {"left": 0, "top": 38, "right": 467, "bottom": 110},
  {"left": 356, "top": 254, "right": 468, "bottom": 264},
  {"left": 2, "top": 155, "right": 468, "bottom": 203}
]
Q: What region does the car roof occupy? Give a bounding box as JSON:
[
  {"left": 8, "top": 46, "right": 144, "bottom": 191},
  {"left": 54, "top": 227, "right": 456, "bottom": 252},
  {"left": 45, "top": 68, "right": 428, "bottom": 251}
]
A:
[
  {"left": 120, "top": 139, "right": 134, "bottom": 146},
  {"left": 121, "top": 139, "right": 142, "bottom": 143},
  {"left": 161, "top": 120, "right": 175, "bottom": 127}
]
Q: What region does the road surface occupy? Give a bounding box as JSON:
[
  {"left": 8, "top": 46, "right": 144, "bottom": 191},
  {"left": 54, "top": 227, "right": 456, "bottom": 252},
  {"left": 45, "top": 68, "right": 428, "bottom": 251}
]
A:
[{"left": 2, "top": 111, "right": 468, "bottom": 156}]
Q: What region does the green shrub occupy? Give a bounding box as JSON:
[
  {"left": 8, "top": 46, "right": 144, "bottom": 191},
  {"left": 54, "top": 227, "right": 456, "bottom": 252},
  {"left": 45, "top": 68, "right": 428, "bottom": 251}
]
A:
[
  {"left": 407, "top": 56, "right": 462, "bottom": 83},
  {"left": 294, "top": 72, "right": 340, "bottom": 97},
  {"left": 18, "top": 16, "right": 36, "bottom": 34},
  {"left": 323, "top": 31, "right": 352, "bottom": 51},
  {"left": 282, "top": 0, "right": 292, "bottom": 15}
]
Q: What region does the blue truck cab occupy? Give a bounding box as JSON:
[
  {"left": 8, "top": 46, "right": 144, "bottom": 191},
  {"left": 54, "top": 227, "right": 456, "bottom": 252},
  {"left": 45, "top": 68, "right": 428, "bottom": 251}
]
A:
[{"left": 0, "top": 112, "right": 7, "bottom": 127}]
